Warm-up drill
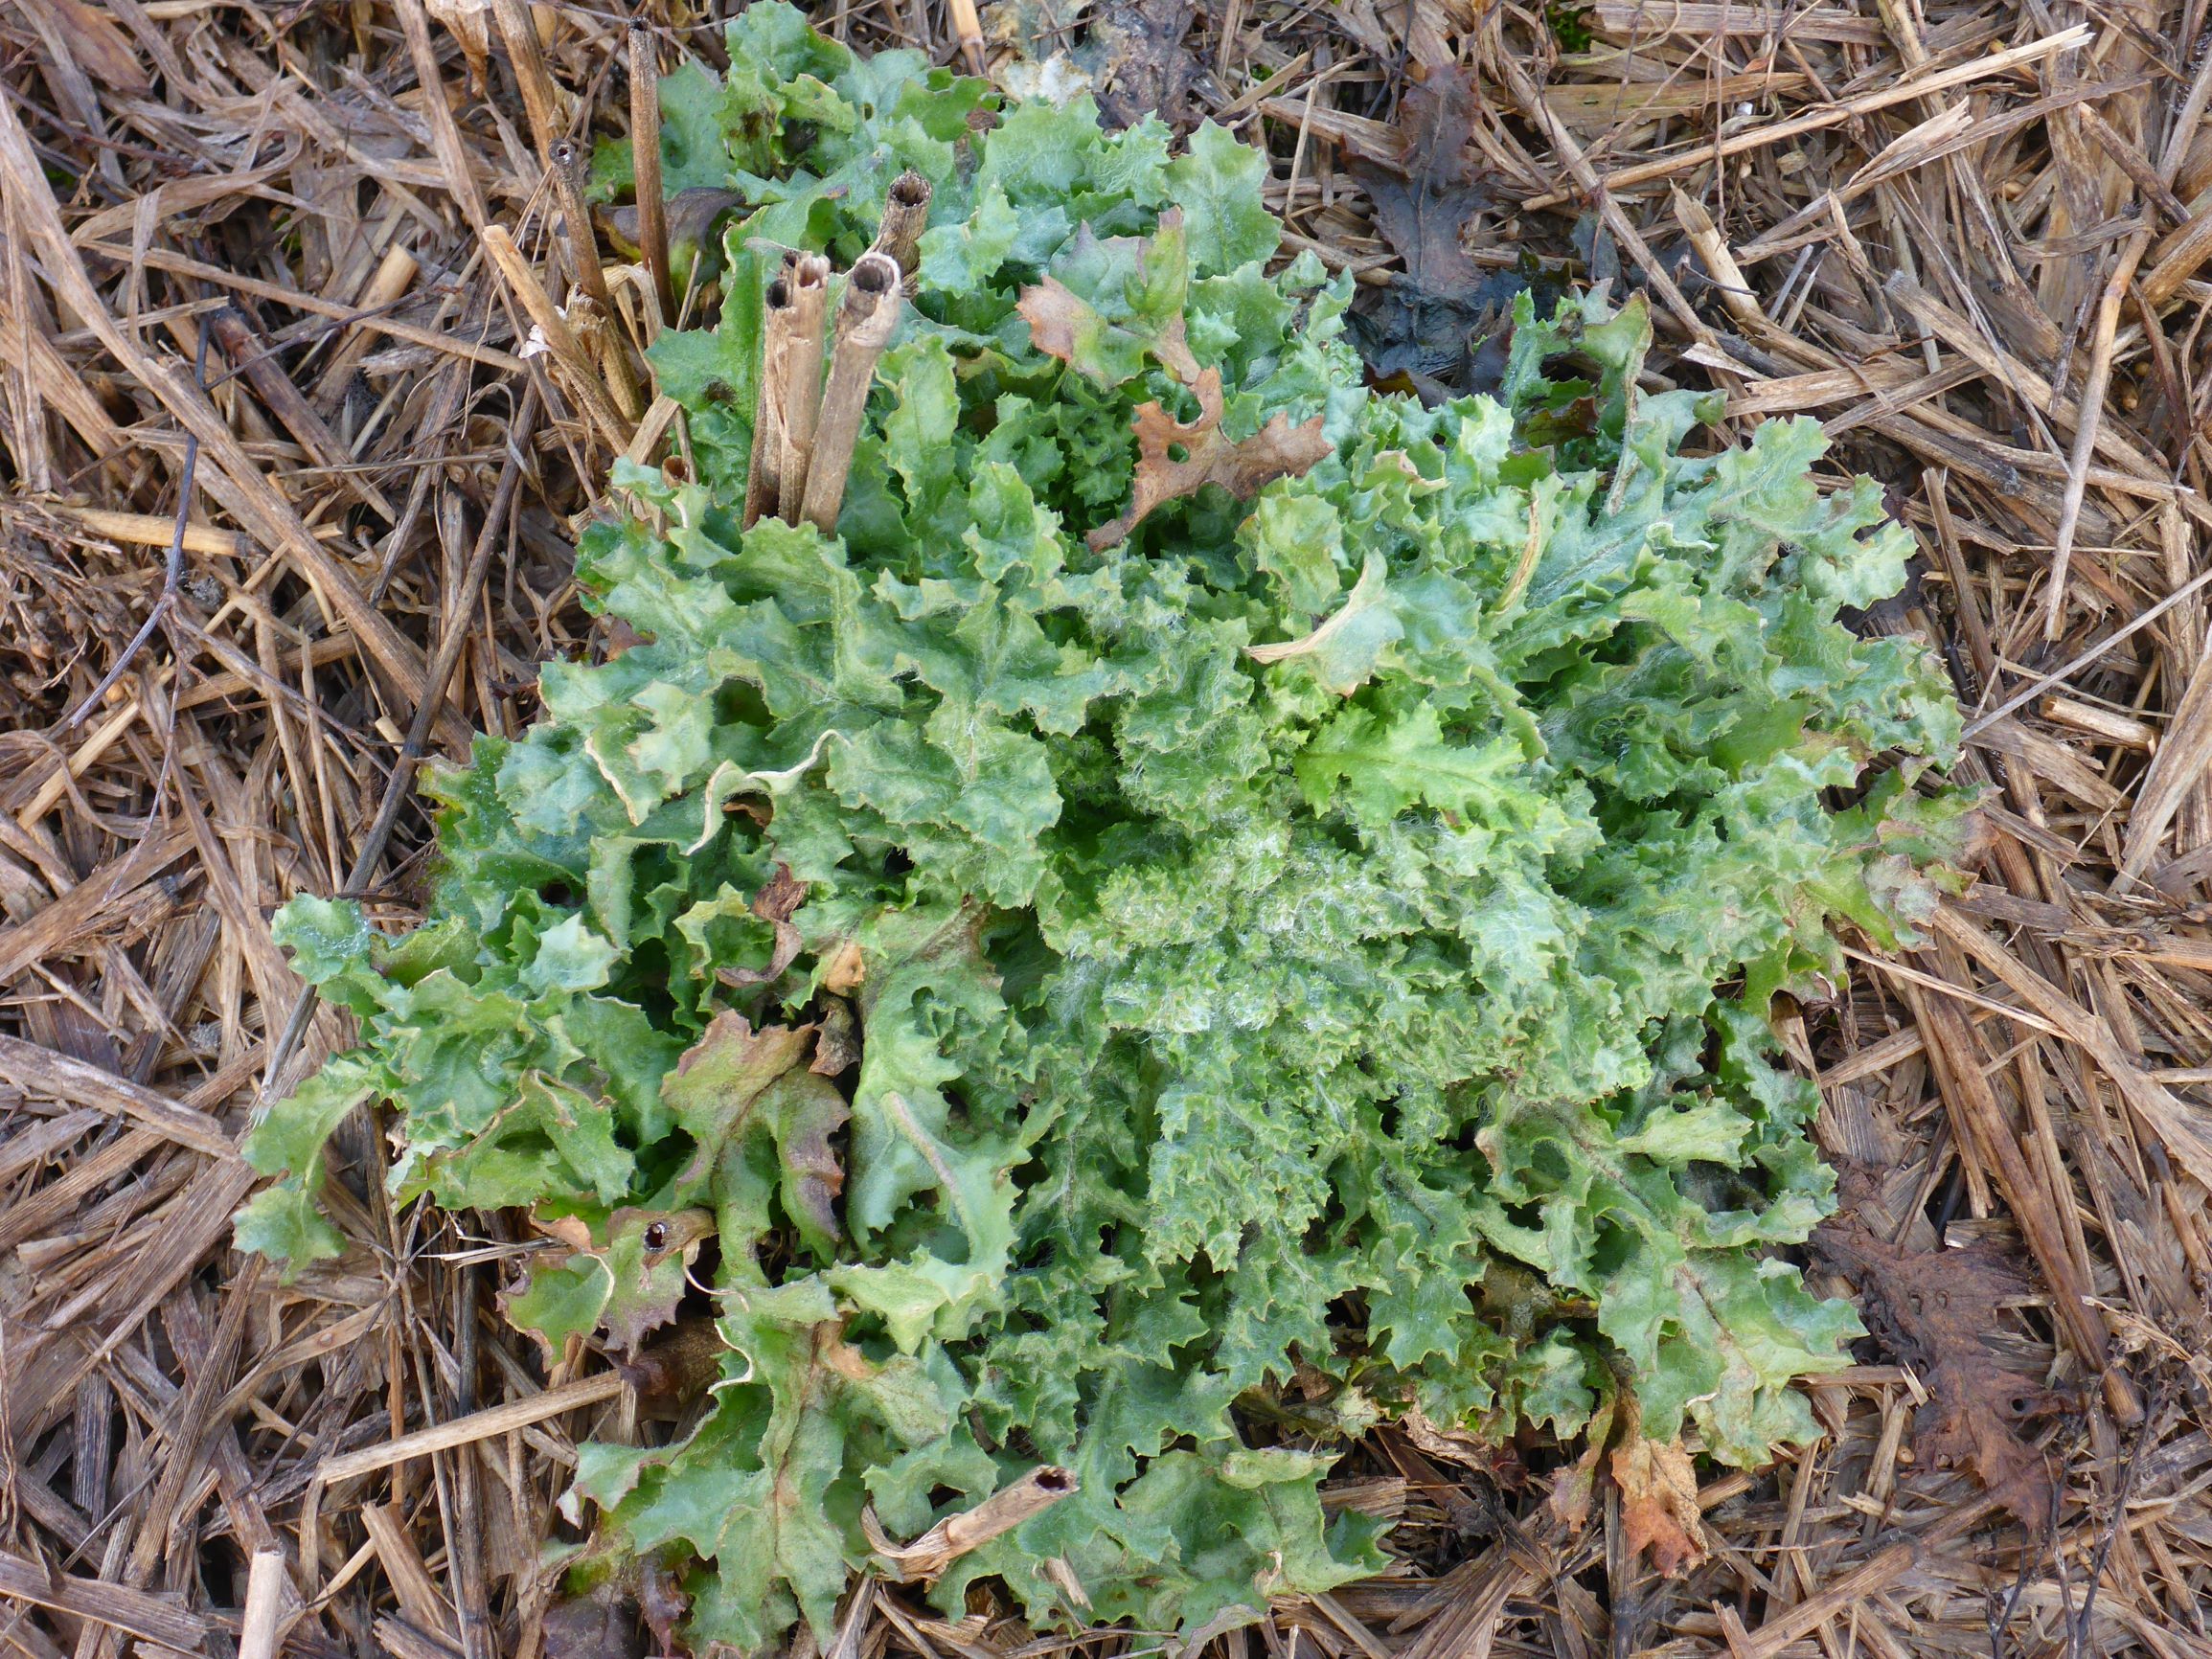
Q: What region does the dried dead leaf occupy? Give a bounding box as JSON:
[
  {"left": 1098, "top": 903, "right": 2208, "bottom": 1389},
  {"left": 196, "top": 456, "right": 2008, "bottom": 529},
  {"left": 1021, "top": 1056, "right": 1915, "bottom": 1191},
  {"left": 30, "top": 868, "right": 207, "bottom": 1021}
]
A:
[
  {"left": 821, "top": 937, "right": 866, "bottom": 994},
  {"left": 812, "top": 993, "right": 860, "bottom": 1076},
  {"left": 1609, "top": 1437, "right": 1708, "bottom": 1577},
  {"left": 1814, "top": 1215, "right": 2058, "bottom": 1527},
  {"left": 617, "top": 1316, "right": 727, "bottom": 1420},
  {"left": 20, "top": 0, "right": 149, "bottom": 94},
  {"left": 1075, "top": 0, "right": 1198, "bottom": 129},
  {"left": 718, "top": 862, "right": 808, "bottom": 988},
  {"left": 541, "top": 1582, "right": 647, "bottom": 1659},
  {"left": 1087, "top": 368, "right": 1333, "bottom": 550},
  {"left": 863, "top": 1466, "right": 1080, "bottom": 1581},
  {"left": 1016, "top": 218, "right": 1203, "bottom": 388},
  {"left": 1344, "top": 60, "right": 1525, "bottom": 394}
]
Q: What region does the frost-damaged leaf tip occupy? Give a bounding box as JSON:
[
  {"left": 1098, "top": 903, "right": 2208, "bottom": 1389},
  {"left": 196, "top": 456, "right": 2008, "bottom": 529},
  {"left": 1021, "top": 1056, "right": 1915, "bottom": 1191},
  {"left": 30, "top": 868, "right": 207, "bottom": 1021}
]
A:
[{"left": 236, "top": 5, "right": 1969, "bottom": 1649}]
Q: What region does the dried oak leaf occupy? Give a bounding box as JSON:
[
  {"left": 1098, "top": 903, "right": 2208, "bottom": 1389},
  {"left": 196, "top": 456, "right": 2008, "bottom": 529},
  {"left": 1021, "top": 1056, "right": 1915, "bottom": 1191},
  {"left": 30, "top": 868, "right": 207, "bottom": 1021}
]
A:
[
  {"left": 1610, "top": 1437, "right": 1708, "bottom": 1577},
  {"left": 1813, "top": 1215, "right": 2057, "bottom": 1527},
  {"left": 1017, "top": 215, "right": 1201, "bottom": 388},
  {"left": 1344, "top": 60, "right": 1526, "bottom": 396},
  {"left": 1087, "top": 368, "right": 1333, "bottom": 551}
]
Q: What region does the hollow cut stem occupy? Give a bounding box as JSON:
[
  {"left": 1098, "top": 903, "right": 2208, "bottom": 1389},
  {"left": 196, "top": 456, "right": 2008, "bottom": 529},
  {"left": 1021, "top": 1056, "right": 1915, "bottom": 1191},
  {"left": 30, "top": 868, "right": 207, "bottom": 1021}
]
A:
[
  {"left": 744, "top": 255, "right": 800, "bottom": 529},
  {"left": 801, "top": 252, "right": 902, "bottom": 534},
  {"left": 871, "top": 171, "right": 932, "bottom": 277},
  {"left": 776, "top": 253, "right": 832, "bottom": 523}
]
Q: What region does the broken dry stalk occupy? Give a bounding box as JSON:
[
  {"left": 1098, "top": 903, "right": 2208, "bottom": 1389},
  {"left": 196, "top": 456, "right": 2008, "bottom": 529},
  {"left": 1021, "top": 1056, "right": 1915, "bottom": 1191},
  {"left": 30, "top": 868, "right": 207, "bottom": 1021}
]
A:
[
  {"left": 490, "top": 0, "right": 562, "bottom": 164},
  {"left": 871, "top": 171, "right": 932, "bottom": 276},
  {"left": 628, "top": 24, "right": 675, "bottom": 331},
  {"left": 744, "top": 256, "right": 799, "bottom": 528},
  {"left": 481, "top": 224, "right": 631, "bottom": 449},
  {"left": 863, "top": 1466, "right": 1077, "bottom": 1581},
  {"left": 776, "top": 253, "right": 831, "bottom": 523},
  {"left": 946, "top": 0, "right": 987, "bottom": 76},
  {"left": 548, "top": 139, "right": 612, "bottom": 316},
  {"left": 309, "top": 239, "right": 418, "bottom": 409},
  {"left": 2044, "top": 221, "right": 2152, "bottom": 641},
  {"left": 573, "top": 293, "right": 646, "bottom": 422},
  {"left": 800, "top": 252, "right": 902, "bottom": 534}
]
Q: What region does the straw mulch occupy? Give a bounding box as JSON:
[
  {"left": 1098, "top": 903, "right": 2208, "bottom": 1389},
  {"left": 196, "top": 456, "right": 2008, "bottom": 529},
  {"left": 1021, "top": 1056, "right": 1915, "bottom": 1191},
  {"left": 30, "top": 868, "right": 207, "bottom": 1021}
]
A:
[{"left": 3, "top": 1, "right": 2210, "bottom": 1655}]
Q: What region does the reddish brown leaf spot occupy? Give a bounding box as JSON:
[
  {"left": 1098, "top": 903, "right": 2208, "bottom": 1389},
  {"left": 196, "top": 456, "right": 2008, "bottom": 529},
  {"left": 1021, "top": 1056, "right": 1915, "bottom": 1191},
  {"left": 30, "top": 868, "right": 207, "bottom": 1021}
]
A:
[{"left": 1087, "top": 368, "right": 1333, "bottom": 551}]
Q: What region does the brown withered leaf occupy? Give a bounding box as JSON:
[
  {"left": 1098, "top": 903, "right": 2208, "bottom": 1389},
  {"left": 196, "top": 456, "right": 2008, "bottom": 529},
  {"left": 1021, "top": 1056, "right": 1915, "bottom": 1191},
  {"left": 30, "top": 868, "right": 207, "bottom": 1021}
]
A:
[
  {"left": 773, "top": 1069, "right": 853, "bottom": 1246},
  {"left": 618, "top": 1316, "right": 728, "bottom": 1420},
  {"left": 718, "top": 862, "right": 807, "bottom": 989},
  {"left": 1610, "top": 1437, "right": 1708, "bottom": 1577},
  {"left": 638, "top": 1558, "right": 689, "bottom": 1659},
  {"left": 19, "top": 0, "right": 150, "bottom": 93},
  {"left": 820, "top": 937, "right": 865, "bottom": 994},
  {"left": 1075, "top": 0, "right": 1198, "bottom": 129},
  {"left": 863, "top": 1466, "right": 1080, "bottom": 1582},
  {"left": 1017, "top": 216, "right": 1202, "bottom": 388},
  {"left": 1345, "top": 60, "right": 1530, "bottom": 396},
  {"left": 604, "top": 188, "right": 744, "bottom": 284},
  {"left": 1087, "top": 368, "right": 1333, "bottom": 550},
  {"left": 1814, "top": 1214, "right": 2058, "bottom": 1527},
  {"left": 541, "top": 1582, "right": 646, "bottom": 1659},
  {"left": 812, "top": 993, "right": 860, "bottom": 1076}
]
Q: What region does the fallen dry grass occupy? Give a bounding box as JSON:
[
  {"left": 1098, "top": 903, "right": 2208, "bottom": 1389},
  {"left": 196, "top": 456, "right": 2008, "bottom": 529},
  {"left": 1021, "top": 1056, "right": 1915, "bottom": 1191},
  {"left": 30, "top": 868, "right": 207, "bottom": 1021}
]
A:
[{"left": 3, "top": 1, "right": 2211, "bottom": 1656}]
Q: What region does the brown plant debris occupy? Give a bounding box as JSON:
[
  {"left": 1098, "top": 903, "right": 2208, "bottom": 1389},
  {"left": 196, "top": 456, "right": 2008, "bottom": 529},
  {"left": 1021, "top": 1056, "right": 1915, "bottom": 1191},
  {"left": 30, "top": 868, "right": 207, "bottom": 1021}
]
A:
[
  {"left": 864, "top": 1466, "right": 1081, "bottom": 1581},
  {"left": 1814, "top": 1214, "right": 2058, "bottom": 1527},
  {"left": 1342, "top": 61, "right": 1521, "bottom": 395},
  {"left": 1085, "top": 367, "right": 1333, "bottom": 549},
  {"left": 1610, "top": 1437, "right": 1710, "bottom": 1578},
  {"left": 1078, "top": 0, "right": 1201, "bottom": 129}
]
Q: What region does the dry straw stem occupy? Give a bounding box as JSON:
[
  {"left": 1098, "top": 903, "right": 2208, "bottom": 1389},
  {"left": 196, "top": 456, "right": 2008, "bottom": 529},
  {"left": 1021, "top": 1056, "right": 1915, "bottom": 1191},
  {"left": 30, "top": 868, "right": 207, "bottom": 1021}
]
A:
[
  {"left": 319, "top": 1372, "right": 629, "bottom": 1484},
  {"left": 548, "top": 138, "right": 614, "bottom": 316},
  {"left": 489, "top": 0, "right": 562, "bottom": 164},
  {"left": 946, "top": 0, "right": 988, "bottom": 75},
  {"left": 777, "top": 253, "right": 832, "bottom": 522},
  {"left": 801, "top": 252, "right": 903, "bottom": 533},
  {"left": 208, "top": 307, "right": 397, "bottom": 522},
  {"left": 872, "top": 170, "right": 935, "bottom": 274},
  {"left": 307, "top": 239, "right": 421, "bottom": 411},
  {"left": 1518, "top": 23, "right": 2091, "bottom": 209},
  {"left": 45, "top": 505, "right": 250, "bottom": 560},
  {"left": 746, "top": 255, "right": 802, "bottom": 528},
  {"left": 0, "top": 92, "right": 456, "bottom": 744},
  {"left": 235, "top": 1548, "right": 289, "bottom": 1659},
  {"left": 481, "top": 224, "right": 633, "bottom": 449},
  {"left": 629, "top": 23, "right": 676, "bottom": 331},
  {"left": 2044, "top": 223, "right": 2154, "bottom": 641}
]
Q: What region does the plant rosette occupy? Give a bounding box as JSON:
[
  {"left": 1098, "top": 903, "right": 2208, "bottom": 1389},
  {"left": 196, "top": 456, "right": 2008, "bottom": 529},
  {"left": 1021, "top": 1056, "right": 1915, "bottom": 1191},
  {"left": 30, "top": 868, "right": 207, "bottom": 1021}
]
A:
[{"left": 239, "top": 8, "right": 1969, "bottom": 1649}]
